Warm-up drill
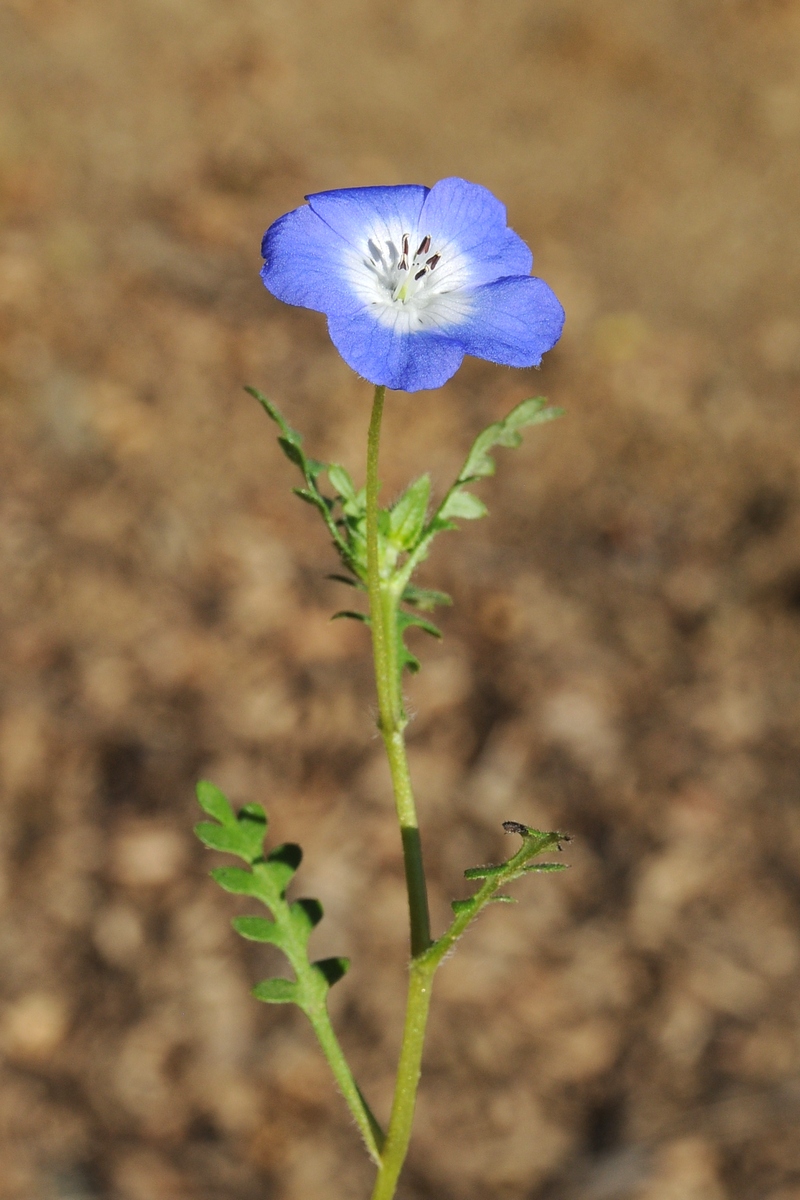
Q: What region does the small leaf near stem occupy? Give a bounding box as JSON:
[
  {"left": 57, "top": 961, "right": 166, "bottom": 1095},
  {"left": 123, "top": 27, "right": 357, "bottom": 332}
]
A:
[
  {"left": 247, "top": 387, "right": 360, "bottom": 577},
  {"left": 194, "top": 781, "right": 384, "bottom": 1163},
  {"left": 368, "top": 818, "right": 570, "bottom": 1200},
  {"left": 393, "top": 396, "right": 563, "bottom": 595},
  {"left": 424, "top": 822, "right": 570, "bottom": 969}
]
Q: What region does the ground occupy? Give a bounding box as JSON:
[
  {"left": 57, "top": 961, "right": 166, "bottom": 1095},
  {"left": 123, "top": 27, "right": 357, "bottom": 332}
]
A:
[{"left": 1, "top": 1, "right": 800, "bottom": 1198}]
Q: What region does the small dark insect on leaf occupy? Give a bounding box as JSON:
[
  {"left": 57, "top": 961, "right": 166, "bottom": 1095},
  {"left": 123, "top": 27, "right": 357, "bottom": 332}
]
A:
[{"left": 502, "top": 820, "right": 530, "bottom": 836}]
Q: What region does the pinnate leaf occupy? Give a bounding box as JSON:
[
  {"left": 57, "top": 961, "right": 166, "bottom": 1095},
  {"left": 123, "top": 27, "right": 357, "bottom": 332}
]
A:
[
  {"left": 459, "top": 397, "right": 561, "bottom": 483},
  {"left": 445, "top": 821, "right": 570, "bottom": 937},
  {"left": 197, "top": 789, "right": 350, "bottom": 1016}
]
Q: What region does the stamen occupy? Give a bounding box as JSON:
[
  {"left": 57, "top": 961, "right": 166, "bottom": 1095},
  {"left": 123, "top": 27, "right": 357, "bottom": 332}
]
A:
[
  {"left": 427, "top": 254, "right": 440, "bottom": 270},
  {"left": 414, "top": 268, "right": 427, "bottom": 280},
  {"left": 416, "top": 235, "right": 431, "bottom": 256}
]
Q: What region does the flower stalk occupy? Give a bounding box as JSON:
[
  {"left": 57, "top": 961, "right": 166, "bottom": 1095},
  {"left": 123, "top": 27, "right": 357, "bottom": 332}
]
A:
[
  {"left": 365, "top": 384, "right": 432, "bottom": 960},
  {"left": 365, "top": 383, "right": 434, "bottom": 1196}
]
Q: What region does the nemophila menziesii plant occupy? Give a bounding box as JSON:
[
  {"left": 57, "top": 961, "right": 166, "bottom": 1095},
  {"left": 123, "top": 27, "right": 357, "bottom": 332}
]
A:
[{"left": 194, "top": 177, "right": 569, "bottom": 1200}]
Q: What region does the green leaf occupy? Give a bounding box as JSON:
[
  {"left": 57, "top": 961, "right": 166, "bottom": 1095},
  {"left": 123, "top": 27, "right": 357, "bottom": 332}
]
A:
[
  {"left": 196, "top": 781, "right": 236, "bottom": 826},
  {"left": 210, "top": 866, "right": 262, "bottom": 895},
  {"left": 339, "top": 486, "right": 367, "bottom": 521},
  {"left": 198, "top": 778, "right": 350, "bottom": 1022},
  {"left": 401, "top": 584, "right": 452, "bottom": 611},
  {"left": 441, "top": 819, "right": 571, "bottom": 950},
  {"left": 328, "top": 573, "right": 363, "bottom": 590},
  {"left": 232, "top": 915, "right": 282, "bottom": 943},
  {"left": 194, "top": 801, "right": 267, "bottom": 865},
  {"left": 331, "top": 609, "right": 370, "bottom": 624},
  {"left": 438, "top": 490, "right": 488, "bottom": 522},
  {"left": 247, "top": 387, "right": 360, "bottom": 577},
  {"left": 277, "top": 435, "right": 307, "bottom": 472},
  {"left": 389, "top": 475, "right": 431, "bottom": 549},
  {"left": 459, "top": 397, "right": 561, "bottom": 484},
  {"left": 402, "top": 649, "right": 421, "bottom": 675},
  {"left": 328, "top": 464, "right": 356, "bottom": 501},
  {"left": 253, "top": 978, "right": 298, "bottom": 1005},
  {"left": 393, "top": 609, "right": 441, "bottom": 685},
  {"left": 397, "top": 611, "right": 442, "bottom": 639}
]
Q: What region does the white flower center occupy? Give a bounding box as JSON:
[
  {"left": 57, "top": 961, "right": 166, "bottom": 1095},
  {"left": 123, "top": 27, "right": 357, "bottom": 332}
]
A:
[{"left": 342, "top": 227, "right": 474, "bottom": 333}]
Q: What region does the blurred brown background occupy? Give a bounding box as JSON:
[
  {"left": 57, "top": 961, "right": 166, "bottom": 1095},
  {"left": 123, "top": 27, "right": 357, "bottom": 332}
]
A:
[{"left": 2, "top": 1, "right": 800, "bottom": 1198}]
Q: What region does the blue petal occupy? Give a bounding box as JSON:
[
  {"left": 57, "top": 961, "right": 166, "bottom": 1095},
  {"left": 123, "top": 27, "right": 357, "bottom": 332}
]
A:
[
  {"left": 306, "top": 185, "right": 429, "bottom": 250},
  {"left": 420, "top": 178, "right": 533, "bottom": 287},
  {"left": 457, "top": 276, "right": 565, "bottom": 367},
  {"left": 261, "top": 204, "right": 360, "bottom": 317},
  {"left": 327, "top": 308, "right": 465, "bottom": 392}
]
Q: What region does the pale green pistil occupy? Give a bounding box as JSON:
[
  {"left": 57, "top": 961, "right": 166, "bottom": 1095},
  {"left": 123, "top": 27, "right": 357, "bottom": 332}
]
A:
[{"left": 388, "top": 232, "right": 441, "bottom": 305}]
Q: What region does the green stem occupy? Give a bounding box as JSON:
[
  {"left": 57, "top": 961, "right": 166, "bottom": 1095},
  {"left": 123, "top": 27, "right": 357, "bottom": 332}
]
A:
[
  {"left": 365, "top": 383, "right": 435, "bottom": 1200},
  {"left": 369, "top": 962, "right": 434, "bottom": 1200},
  {"left": 306, "top": 1004, "right": 385, "bottom": 1164},
  {"left": 365, "top": 385, "right": 432, "bottom": 958}
]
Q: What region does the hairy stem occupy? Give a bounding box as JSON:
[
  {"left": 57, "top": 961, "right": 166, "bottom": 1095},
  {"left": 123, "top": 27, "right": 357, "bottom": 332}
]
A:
[
  {"left": 369, "top": 962, "right": 434, "bottom": 1200},
  {"left": 366, "top": 383, "right": 435, "bottom": 1200},
  {"left": 365, "top": 385, "right": 431, "bottom": 958},
  {"left": 306, "top": 1004, "right": 385, "bottom": 1164}
]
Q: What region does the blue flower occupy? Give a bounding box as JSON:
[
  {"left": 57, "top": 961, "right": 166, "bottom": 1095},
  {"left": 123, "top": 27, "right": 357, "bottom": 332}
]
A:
[{"left": 261, "top": 177, "right": 565, "bottom": 393}]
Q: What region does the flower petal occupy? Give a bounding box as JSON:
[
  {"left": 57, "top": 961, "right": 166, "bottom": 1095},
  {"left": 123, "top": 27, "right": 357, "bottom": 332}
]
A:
[
  {"left": 261, "top": 204, "right": 361, "bottom": 317},
  {"left": 307, "top": 185, "right": 429, "bottom": 252},
  {"left": 457, "top": 276, "right": 565, "bottom": 367},
  {"left": 327, "top": 307, "right": 465, "bottom": 392},
  {"left": 420, "top": 178, "right": 533, "bottom": 288}
]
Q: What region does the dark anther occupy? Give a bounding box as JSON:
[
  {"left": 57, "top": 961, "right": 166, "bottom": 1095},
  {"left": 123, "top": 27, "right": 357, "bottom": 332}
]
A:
[
  {"left": 402, "top": 234, "right": 410, "bottom": 258},
  {"left": 502, "top": 820, "right": 530, "bottom": 836},
  {"left": 427, "top": 253, "right": 440, "bottom": 270},
  {"left": 417, "top": 235, "right": 431, "bottom": 255},
  {"left": 414, "top": 268, "right": 426, "bottom": 280}
]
